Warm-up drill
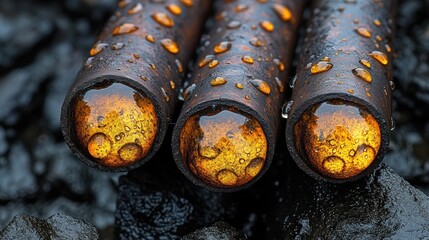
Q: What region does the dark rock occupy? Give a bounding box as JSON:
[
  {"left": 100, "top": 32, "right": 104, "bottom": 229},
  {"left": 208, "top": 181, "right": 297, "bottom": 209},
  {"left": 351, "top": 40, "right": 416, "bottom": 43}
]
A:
[
  {"left": 0, "top": 213, "right": 98, "bottom": 240},
  {"left": 182, "top": 222, "right": 247, "bottom": 240},
  {"left": 115, "top": 153, "right": 240, "bottom": 240},
  {"left": 275, "top": 162, "right": 429, "bottom": 239}
]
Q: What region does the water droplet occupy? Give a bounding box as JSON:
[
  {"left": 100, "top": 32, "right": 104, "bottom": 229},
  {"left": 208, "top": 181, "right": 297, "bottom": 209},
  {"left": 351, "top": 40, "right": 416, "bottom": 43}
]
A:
[
  {"left": 85, "top": 57, "right": 94, "bottom": 67},
  {"left": 179, "top": 0, "right": 193, "bottom": 7},
  {"left": 321, "top": 56, "right": 330, "bottom": 62},
  {"left": 244, "top": 95, "right": 250, "bottom": 100},
  {"left": 140, "top": 76, "right": 147, "bottom": 81},
  {"left": 352, "top": 68, "right": 372, "bottom": 83},
  {"left": 250, "top": 79, "right": 271, "bottom": 95},
  {"left": 389, "top": 81, "right": 395, "bottom": 91},
  {"left": 112, "top": 23, "right": 138, "bottom": 35},
  {"left": 87, "top": 133, "right": 111, "bottom": 158},
  {"left": 166, "top": 4, "right": 182, "bottom": 15},
  {"left": 275, "top": 77, "right": 284, "bottom": 92},
  {"left": 118, "top": 0, "right": 130, "bottom": 8},
  {"left": 199, "top": 55, "right": 216, "bottom": 67},
  {"left": 281, "top": 101, "right": 293, "bottom": 119},
  {"left": 160, "top": 39, "right": 179, "bottom": 54},
  {"left": 124, "top": 126, "right": 131, "bottom": 132},
  {"left": 260, "top": 20, "right": 274, "bottom": 32},
  {"left": 355, "top": 27, "right": 371, "bottom": 38},
  {"left": 289, "top": 75, "right": 297, "bottom": 88},
  {"left": 239, "top": 158, "right": 245, "bottom": 164},
  {"left": 161, "top": 87, "right": 169, "bottom": 101},
  {"left": 353, "top": 19, "right": 359, "bottom": 24},
  {"left": 310, "top": 61, "right": 333, "bottom": 74},
  {"left": 133, "top": 54, "right": 140, "bottom": 59},
  {"left": 272, "top": 3, "right": 292, "bottom": 22},
  {"left": 235, "top": 83, "right": 244, "bottom": 89},
  {"left": 128, "top": 3, "right": 143, "bottom": 15},
  {"left": 349, "top": 149, "right": 356, "bottom": 156},
  {"left": 89, "top": 43, "right": 108, "bottom": 56},
  {"left": 170, "top": 81, "right": 175, "bottom": 89},
  {"left": 210, "top": 77, "right": 227, "bottom": 86},
  {"left": 369, "top": 51, "right": 388, "bottom": 65},
  {"left": 216, "top": 169, "right": 238, "bottom": 186},
  {"left": 175, "top": 59, "right": 183, "bottom": 73},
  {"left": 209, "top": 60, "right": 219, "bottom": 68},
  {"left": 322, "top": 156, "right": 345, "bottom": 174},
  {"left": 214, "top": 41, "right": 232, "bottom": 54},
  {"left": 235, "top": 4, "right": 249, "bottom": 12},
  {"left": 359, "top": 59, "right": 371, "bottom": 68},
  {"left": 183, "top": 83, "right": 196, "bottom": 100},
  {"left": 149, "top": 63, "right": 156, "bottom": 69},
  {"left": 249, "top": 37, "right": 262, "bottom": 47},
  {"left": 227, "top": 20, "right": 241, "bottom": 29},
  {"left": 111, "top": 42, "right": 125, "bottom": 50},
  {"left": 118, "top": 143, "right": 143, "bottom": 161},
  {"left": 373, "top": 19, "right": 381, "bottom": 26},
  {"left": 151, "top": 12, "right": 174, "bottom": 27},
  {"left": 242, "top": 56, "right": 254, "bottom": 64},
  {"left": 273, "top": 58, "right": 285, "bottom": 71},
  {"left": 390, "top": 117, "right": 395, "bottom": 131},
  {"left": 145, "top": 34, "right": 155, "bottom": 43}
]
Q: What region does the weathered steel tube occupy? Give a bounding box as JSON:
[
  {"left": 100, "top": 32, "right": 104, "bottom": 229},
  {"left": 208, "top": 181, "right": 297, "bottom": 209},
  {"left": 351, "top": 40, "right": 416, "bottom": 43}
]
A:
[
  {"left": 285, "top": 0, "right": 396, "bottom": 182},
  {"left": 172, "top": 0, "right": 305, "bottom": 192},
  {"left": 61, "top": 0, "right": 212, "bottom": 171}
]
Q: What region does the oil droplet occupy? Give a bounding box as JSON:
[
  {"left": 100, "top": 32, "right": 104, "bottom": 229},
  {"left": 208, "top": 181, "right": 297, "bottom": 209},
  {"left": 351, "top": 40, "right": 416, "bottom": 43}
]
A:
[
  {"left": 199, "top": 55, "right": 216, "bottom": 67},
  {"left": 73, "top": 83, "right": 158, "bottom": 167},
  {"left": 369, "top": 51, "right": 388, "bottom": 65},
  {"left": 128, "top": 3, "right": 143, "bottom": 15},
  {"left": 260, "top": 21, "right": 274, "bottom": 32},
  {"left": 227, "top": 20, "right": 241, "bottom": 29},
  {"left": 272, "top": 3, "right": 292, "bottom": 22},
  {"left": 175, "top": 59, "right": 183, "bottom": 73},
  {"left": 118, "top": 143, "right": 143, "bottom": 162},
  {"left": 179, "top": 107, "right": 267, "bottom": 188},
  {"left": 151, "top": 12, "right": 174, "bottom": 28},
  {"left": 161, "top": 87, "right": 169, "bottom": 101},
  {"left": 170, "top": 81, "right": 175, "bottom": 89},
  {"left": 355, "top": 27, "right": 371, "bottom": 38},
  {"left": 149, "top": 63, "right": 156, "bottom": 69},
  {"left": 166, "top": 4, "right": 182, "bottom": 15},
  {"left": 348, "top": 89, "right": 355, "bottom": 94},
  {"left": 294, "top": 100, "right": 381, "bottom": 179},
  {"left": 214, "top": 41, "right": 232, "bottom": 54},
  {"left": 209, "top": 60, "right": 219, "bottom": 68},
  {"left": 281, "top": 100, "right": 293, "bottom": 119},
  {"left": 250, "top": 79, "right": 271, "bottom": 95},
  {"left": 321, "top": 56, "right": 330, "bottom": 62},
  {"left": 273, "top": 58, "right": 285, "bottom": 71},
  {"left": 179, "top": 0, "right": 193, "bottom": 7},
  {"left": 310, "top": 61, "right": 333, "bottom": 75},
  {"left": 359, "top": 59, "right": 371, "bottom": 68},
  {"left": 249, "top": 37, "right": 262, "bottom": 47},
  {"left": 235, "top": 4, "right": 249, "bottom": 12},
  {"left": 118, "top": 0, "right": 130, "bottom": 8},
  {"left": 145, "top": 35, "right": 155, "bottom": 43},
  {"left": 160, "top": 39, "right": 179, "bottom": 54},
  {"left": 242, "top": 56, "right": 254, "bottom": 64},
  {"left": 245, "top": 95, "right": 250, "bottom": 100},
  {"left": 275, "top": 77, "right": 284, "bottom": 92},
  {"left": 112, "top": 23, "right": 138, "bottom": 35},
  {"left": 133, "top": 54, "right": 140, "bottom": 59},
  {"left": 385, "top": 44, "right": 391, "bottom": 53},
  {"left": 352, "top": 68, "right": 372, "bottom": 83},
  {"left": 235, "top": 83, "right": 244, "bottom": 89},
  {"left": 183, "top": 83, "right": 196, "bottom": 100},
  {"left": 90, "top": 43, "right": 109, "bottom": 56},
  {"left": 374, "top": 19, "right": 381, "bottom": 26},
  {"left": 376, "top": 35, "right": 382, "bottom": 42},
  {"left": 87, "top": 133, "right": 112, "bottom": 158},
  {"left": 111, "top": 42, "right": 125, "bottom": 50},
  {"left": 210, "top": 77, "right": 227, "bottom": 86},
  {"left": 140, "top": 76, "right": 147, "bottom": 81}
]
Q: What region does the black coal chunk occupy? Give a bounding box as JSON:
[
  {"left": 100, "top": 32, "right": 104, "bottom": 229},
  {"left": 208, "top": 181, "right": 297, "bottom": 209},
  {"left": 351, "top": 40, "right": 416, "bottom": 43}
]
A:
[
  {"left": 275, "top": 163, "right": 429, "bottom": 239},
  {"left": 182, "top": 221, "right": 247, "bottom": 240},
  {"left": 0, "top": 213, "right": 98, "bottom": 240}
]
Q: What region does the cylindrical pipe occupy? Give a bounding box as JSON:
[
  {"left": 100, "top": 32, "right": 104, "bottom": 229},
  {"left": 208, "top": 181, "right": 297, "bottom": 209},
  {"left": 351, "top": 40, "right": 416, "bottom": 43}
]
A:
[
  {"left": 61, "top": 0, "right": 212, "bottom": 171},
  {"left": 286, "top": 0, "right": 396, "bottom": 182},
  {"left": 172, "top": 0, "right": 305, "bottom": 192}
]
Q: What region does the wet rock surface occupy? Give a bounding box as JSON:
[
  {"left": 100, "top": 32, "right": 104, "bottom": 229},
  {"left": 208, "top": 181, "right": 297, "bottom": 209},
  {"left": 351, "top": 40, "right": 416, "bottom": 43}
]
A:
[
  {"left": 182, "top": 221, "right": 247, "bottom": 240},
  {"left": 0, "top": 0, "right": 428, "bottom": 239},
  {"left": 0, "top": 213, "right": 98, "bottom": 240}
]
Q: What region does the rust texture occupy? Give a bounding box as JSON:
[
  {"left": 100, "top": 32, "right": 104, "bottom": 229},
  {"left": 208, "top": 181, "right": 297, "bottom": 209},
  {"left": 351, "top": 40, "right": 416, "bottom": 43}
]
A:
[
  {"left": 172, "top": 0, "right": 305, "bottom": 192},
  {"left": 61, "top": 0, "right": 212, "bottom": 171},
  {"left": 286, "top": 0, "right": 396, "bottom": 182}
]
